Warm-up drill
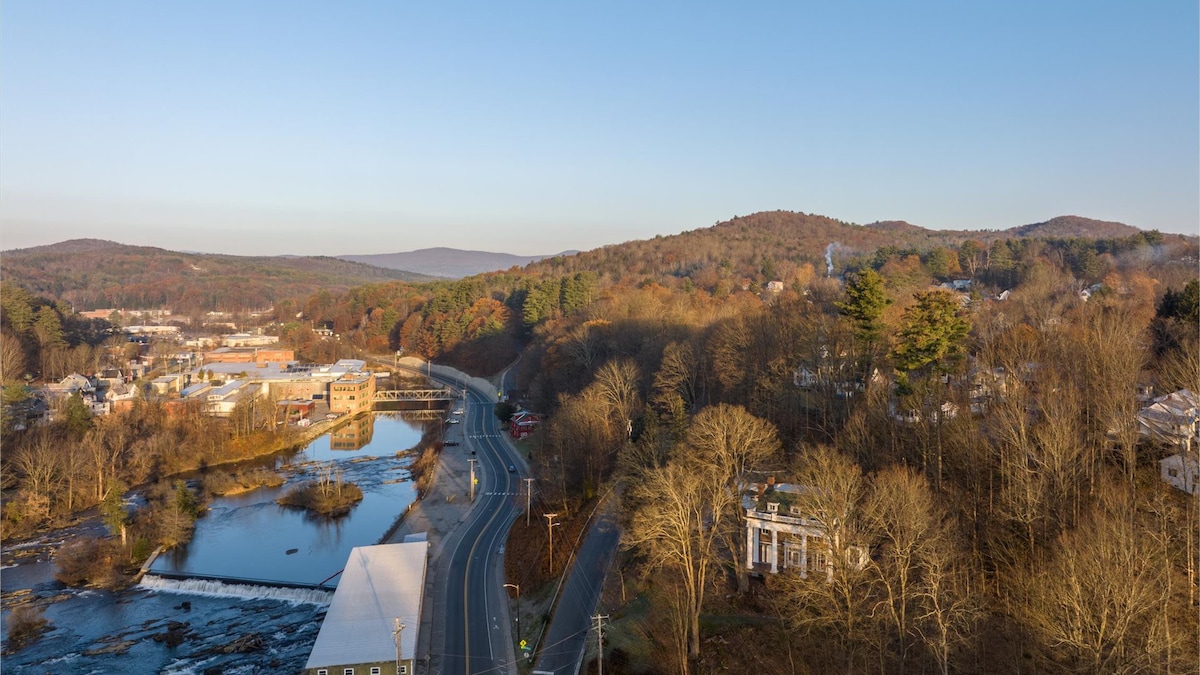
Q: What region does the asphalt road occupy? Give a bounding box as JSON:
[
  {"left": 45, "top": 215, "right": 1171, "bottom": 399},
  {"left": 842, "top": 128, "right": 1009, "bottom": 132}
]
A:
[
  {"left": 532, "top": 500, "right": 621, "bottom": 675},
  {"left": 427, "top": 371, "right": 523, "bottom": 675}
]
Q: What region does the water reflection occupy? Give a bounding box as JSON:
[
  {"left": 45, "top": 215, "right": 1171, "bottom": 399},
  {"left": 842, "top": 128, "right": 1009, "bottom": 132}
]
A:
[
  {"left": 329, "top": 413, "right": 375, "bottom": 450},
  {"left": 149, "top": 413, "right": 427, "bottom": 587}
]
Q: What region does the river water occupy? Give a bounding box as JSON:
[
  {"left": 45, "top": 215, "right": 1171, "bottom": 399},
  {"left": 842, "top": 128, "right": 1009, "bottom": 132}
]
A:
[{"left": 1, "top": 413, "right": 428, "bottom": 674}]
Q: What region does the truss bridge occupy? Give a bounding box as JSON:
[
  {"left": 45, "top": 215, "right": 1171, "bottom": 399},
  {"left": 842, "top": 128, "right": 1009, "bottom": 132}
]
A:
[{"left": 372, "top": 388, "right": 456, "bottom": 403}]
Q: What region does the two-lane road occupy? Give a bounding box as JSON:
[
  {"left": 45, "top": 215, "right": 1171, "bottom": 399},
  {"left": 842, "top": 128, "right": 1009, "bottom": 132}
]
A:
[{"left": 425, "top": 370, "right": 523, "bottom": 675}]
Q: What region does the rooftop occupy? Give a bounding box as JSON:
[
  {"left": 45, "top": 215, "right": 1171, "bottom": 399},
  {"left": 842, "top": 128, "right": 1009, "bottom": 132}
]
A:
[{"left": 305, "top": 542, "right": 428, "bottom": 669}]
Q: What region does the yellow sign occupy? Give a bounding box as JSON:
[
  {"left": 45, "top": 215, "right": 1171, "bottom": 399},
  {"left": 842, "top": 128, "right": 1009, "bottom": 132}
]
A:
[{"left": 519, "top": 639, "right": 527, "bottom": 649}]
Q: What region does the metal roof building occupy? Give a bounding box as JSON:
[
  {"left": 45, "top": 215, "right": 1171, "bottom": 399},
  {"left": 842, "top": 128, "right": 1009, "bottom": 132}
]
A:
[{"left": 304, "top": 541, "right": 428, "bottom": 675}]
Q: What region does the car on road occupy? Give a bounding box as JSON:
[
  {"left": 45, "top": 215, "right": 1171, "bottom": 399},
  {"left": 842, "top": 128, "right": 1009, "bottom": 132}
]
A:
[
  {"left": 444, "top": 440, "right": 459, "bottom": 447},
  {"left": 447, "top": 418, "right": 461, "bottom": 424},
  {"left": 508, "top": 464, "right": 516, "bottom": 473}
]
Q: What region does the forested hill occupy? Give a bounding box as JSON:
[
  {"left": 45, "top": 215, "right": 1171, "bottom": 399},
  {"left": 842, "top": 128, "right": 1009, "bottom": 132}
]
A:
[
  {"left": 0, "top": 239, "right": 434, "bottom": 313},
  {"left": 519, "top": 210, "right": 1162, "bottom": 287}
]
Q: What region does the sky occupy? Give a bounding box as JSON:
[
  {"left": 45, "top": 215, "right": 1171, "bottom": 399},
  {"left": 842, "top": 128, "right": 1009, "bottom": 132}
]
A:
[{"left": 1, "top": 1, "right": 1196, "bottom": 257}]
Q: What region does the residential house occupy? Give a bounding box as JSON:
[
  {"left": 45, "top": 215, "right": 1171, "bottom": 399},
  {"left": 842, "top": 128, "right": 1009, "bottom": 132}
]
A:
[
  {"left": 509, "top": 411, "right": 541, "bottom": 439},
  {"left": 47, "top": 373, "right": 95, "bottom": 397},
  {"left": 1138, "top": 389, "right": 1199, "bottom": 452},
  {"left": 304, "top": 541, "right": 428, "bottom": 675},
  {"left": 744, "top": 479, "right": 867, "bottom": 581},
  {"left": 1159, "top": 454, "right": 1198, "bottom": 495}
]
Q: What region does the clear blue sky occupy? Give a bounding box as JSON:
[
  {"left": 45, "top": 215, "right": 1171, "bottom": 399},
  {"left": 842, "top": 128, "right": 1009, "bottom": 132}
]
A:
[{"left": 2, "top": 1, "right": 1196, "bottom": 256}]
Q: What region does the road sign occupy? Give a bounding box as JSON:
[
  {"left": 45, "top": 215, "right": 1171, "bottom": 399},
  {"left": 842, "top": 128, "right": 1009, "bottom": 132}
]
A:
[{"left": 519, "top": 639, "right": 527, "bottom": 649}]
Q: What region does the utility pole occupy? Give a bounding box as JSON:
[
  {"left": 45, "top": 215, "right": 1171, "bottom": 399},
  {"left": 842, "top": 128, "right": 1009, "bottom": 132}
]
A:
[
  {"left": 393, "top": 618, "right": 405, "bottom": 675},
  {"left": 525, "top": 478, "right": 535, "bottom": 527},
  {"left": 469, "top": 458, "right": 478, "bottom": 502},
  {"left": 594, "top": 613, "right": 609, "bottom": 675},
  {"left": 544, "top": 512, "right": 559, "bottom": 573}
]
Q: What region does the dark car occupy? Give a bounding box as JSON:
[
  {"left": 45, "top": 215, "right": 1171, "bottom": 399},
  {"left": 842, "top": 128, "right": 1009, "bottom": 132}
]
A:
[
  {"left": 508, "top": 464, "right": 516, "bottom": 473},
  {"left": 444, "top": 440, "right": 459, "bottom": 447}
]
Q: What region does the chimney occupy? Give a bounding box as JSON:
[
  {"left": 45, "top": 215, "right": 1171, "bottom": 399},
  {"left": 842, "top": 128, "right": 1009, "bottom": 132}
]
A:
[{"left": 767, "top": 475, "right": 776, "bottom": 487}]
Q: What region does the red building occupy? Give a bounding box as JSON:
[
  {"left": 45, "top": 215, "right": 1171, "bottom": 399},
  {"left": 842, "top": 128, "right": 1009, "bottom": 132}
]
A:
[{"left": 509, "top": 411, "right": 541, "bottom": 439}]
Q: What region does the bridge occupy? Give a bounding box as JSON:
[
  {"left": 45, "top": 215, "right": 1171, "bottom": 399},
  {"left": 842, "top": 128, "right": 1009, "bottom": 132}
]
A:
[{"left": 372, "top": 388, "right": 456, "bottom": 403}]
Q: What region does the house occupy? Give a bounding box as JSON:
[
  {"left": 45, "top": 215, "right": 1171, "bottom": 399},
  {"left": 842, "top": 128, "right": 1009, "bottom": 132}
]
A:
[
  {"left": 1138, "top": 389, "right": 1199, "bottom": 452},
  {"left": 1160, "top": 454, "right": 1199, "bottom": 494},
  {"left": 766, "top": 280, "right": 785, "bottom": 293},
  {"left": 304, "top": 541, "right": 428, "bottom": 675},
  {"left": 47, "top": 373, "right": 95, "bottom": 397},
  {"left": 509, "top": 411, "right": 541, "bottom": 439},
  {"left": 744, "top": 479, "right": 867, "bottom": 581},
  {"left": 105, "top": 383, "right": 140, "bottom": 414}
]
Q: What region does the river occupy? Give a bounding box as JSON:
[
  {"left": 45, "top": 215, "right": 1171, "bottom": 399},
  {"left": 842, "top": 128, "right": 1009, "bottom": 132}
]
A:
[{"left": 1, "top": 412, "right": 429, "bottom": 674}]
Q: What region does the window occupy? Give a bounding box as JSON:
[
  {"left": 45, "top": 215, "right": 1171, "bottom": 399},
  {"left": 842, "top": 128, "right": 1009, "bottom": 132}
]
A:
[
  {"left": 370, "top": 668, "right": 381, "bottom": 675},
  {"left": 317, "top": 671, "right": 327, "bottom": 675},
  {"left": 400, "top": 667, "right": 408, "bottom": 675},
  {"left": 767, "top": 502, "right": 779, "bottom": 513},
  {"left": 344, "top": 669, "right": 355, "bottom": 675}
]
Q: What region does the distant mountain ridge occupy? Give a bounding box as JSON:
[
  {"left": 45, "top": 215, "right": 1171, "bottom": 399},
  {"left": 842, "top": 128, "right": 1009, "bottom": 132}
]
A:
[
  {"left": 338, "top": 247, "right": 579, "bottom": 279},
  {"left": 0, "top": 239, "right": 435, "bottom": 314}
]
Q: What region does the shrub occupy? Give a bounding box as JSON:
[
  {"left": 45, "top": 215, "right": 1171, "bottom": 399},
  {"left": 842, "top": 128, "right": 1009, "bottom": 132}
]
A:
[{"left": 5, "top": 605, "right": 50, "bottom": 652}]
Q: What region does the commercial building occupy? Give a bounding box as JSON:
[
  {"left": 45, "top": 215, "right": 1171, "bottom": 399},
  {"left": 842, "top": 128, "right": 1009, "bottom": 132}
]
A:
[{"left": 304, "top": 541, "right": 428, "bottom": 675}]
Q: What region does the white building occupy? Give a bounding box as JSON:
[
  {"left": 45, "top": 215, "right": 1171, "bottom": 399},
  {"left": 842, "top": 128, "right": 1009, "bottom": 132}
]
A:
[
  {"left": 1160, "top": 454, "right": 1198, "bottom": 495},
  {"left": 304, "top": 541, "right": 428, "bottom": 675},
  {"left": 744, "top": 480, "right": 867, "bottom": 581}
]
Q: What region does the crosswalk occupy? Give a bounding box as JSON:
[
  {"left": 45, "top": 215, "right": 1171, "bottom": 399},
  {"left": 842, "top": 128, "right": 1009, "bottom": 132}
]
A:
[{"left": 484, "top": 492, "right": 521, "bottom": 497}]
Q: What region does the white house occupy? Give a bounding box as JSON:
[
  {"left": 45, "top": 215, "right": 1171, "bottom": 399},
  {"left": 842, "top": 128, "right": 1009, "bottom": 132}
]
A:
[
  {"left": 1139, "top": 389, "right": 1199, "bottom": 452},
  {"left": 744, "top": 480, "right": 867, "bottom": 581},
  {"left": 305, "top": 541, "right": 428, "bottom": 675},
  {"left": 1160, "top": 454, "right": 1198, "bottom": 495}
]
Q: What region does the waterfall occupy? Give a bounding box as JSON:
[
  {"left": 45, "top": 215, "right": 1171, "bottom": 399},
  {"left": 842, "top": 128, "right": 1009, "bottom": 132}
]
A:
[{"left": 139, "top": 574, "right": 333, "bottom": 606}]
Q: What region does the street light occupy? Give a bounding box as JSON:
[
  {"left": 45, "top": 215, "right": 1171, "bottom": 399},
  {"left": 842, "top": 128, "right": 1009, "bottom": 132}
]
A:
[
  {"left": 545, "top": 513, "right": 561, "bottom": 574},
  {"left": 503, "top": 583, "right": 521, "bottom": 643}
]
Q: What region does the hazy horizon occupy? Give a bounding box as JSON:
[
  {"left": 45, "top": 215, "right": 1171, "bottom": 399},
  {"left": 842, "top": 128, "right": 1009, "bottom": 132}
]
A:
[{"left": 2, "top": 2, "right": 1196, "bottom": 256}]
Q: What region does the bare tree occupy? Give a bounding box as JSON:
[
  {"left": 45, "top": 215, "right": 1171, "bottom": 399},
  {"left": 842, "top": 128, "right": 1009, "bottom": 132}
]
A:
[
  {"left": 685, "top": 403, "right": 780, "bottom": 593},
  {"left": 624, "top": 455, "right": 733, "bottom": 668},
  {"left": 865, "top": 465, "right": 942, "bottom": 674},
  {"left": 779, "top": 446, "right": 874, "bottom": 675},
  {"left": 1018, "top": 485, "right": 1171, "bottom": 674},
  {"left": 593, "top": 357, "right": 643, "bottom": 440}
]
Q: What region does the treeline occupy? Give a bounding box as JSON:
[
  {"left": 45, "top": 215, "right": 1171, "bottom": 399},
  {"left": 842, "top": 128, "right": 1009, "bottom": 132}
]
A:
[
  {"left": 0, "top": 284, "right": 119, "bottom": 382},
  {"left": 2, "top": 390, "right": 298, "bottom": 541}
]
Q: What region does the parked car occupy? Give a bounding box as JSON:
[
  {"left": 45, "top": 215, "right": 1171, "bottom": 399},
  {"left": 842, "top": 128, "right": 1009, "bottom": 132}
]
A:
[{"left": 444, "top": 440, "right": 460, "bottom": 447}]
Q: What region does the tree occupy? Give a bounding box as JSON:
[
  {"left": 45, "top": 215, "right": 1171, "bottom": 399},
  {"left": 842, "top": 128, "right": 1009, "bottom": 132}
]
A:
[
  {"left": 685, "top": 403, "right": 780, "bottom": 593},
  {"left": 1018, "top": 487, "right": 1171, "bottom": 674},
  {"left": 890, "top": 290, "right": 971, "bottom": 380},
  {"left": 63, "top": 391, "right": 94, "bottom": 439},
  {"left": 865, "top": 466, "right": 943, "bottom": 674},
  {"left": 624, "top": 455, "right": 733, "bottom": 669},
  {"left": 837, "top": 269, "right": 891, "bottom": 349},
  {"left": 593, "top": 358, "right": 642, "bottom": 441},
  {"left": 779, "top": 446, "right": 873, "bottom": 674},
  {"left": 100, "top": 478, "right": 130, "bottom": 546}
]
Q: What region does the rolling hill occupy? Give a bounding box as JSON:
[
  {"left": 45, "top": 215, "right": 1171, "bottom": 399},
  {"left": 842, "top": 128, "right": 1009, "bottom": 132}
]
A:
[{"left": 0, "top": 239, "right": 435, "bottom": 314}]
